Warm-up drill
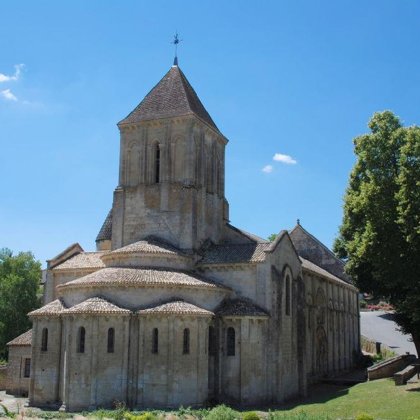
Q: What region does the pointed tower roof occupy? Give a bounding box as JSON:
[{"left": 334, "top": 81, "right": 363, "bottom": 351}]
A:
[{"left": 119, "top": 65, "right": 219, "bottom": 132}]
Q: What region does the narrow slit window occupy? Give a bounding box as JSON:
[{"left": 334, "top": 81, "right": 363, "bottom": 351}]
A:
[
  {"left": 226, "top": 327, "right": 235, "bottom": 356},
  {"left": 107, "top": 328, "right": 115, "bottom": 353},
  {"left": 41, "top": 328, "right": 48, "bottom": 352},
  {"left": 285, "top": 275, "right": 291, "bottom": 316},
  {"left": 183, "top": 328, "right": 190, "bottom": 354},
  {"left": 155, "top": 144, "right": 160, "bottom": 183},
  {"left": 78, "top": 327, "right": 86, "bottom": 353},
  {"left": 23, "top": 358, "right": 31, "bottom": 378},
  {"left": 208, "top": 326, "right": 216, "bottom": 356},
  {"left": 152, "top": 328, "right": 159, "bottom": 354}
]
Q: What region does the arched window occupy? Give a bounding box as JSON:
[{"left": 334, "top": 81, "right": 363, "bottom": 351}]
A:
[
  {"left": 183, "top": 328, "right": 190, "bottom": 354},
  {"left": 208, "top": 326, "right": 216, "bottom": 356},
  {"left": 285, "top": 275, "right": 291, "bottom": 316},
  {"left": 154, "top": 144, "right": 160, "bottom": 183},
  {"left": 107, "top": 328, "right": 115, "bottom": 353},
  {"left": 41, "top": 328, "right": 48, "bottom": 352},
  {"left": 152, "top": 328, "right": 158, "bottom": 354},
  {"left": 226, "top": 327, "right": 235, "bottom": 356},
  {"left": 77, "top": 327, "right": 86, "bottom": 353}
]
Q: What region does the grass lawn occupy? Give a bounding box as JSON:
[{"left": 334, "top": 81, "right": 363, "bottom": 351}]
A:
[
  {"left": 272, "top": 378, "right": 420, "bottom": 419},
  {"left": 6, "top": 378, "right": 420, "bottom": 420}
]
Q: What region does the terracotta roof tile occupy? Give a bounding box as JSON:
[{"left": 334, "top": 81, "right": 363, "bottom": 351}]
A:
[
  {"left": 53, "top": 252, "right": 106, "bottom": 271},
  {"left": 28, "top": 299, "right": 66, "bottom": 317},
  {"left": 138, "top": 300, "right": 213, "bottom": 316},
  {"left": 57, "top": 267, "right": 229, "bottom": 291},
  {"left": 7, "top": 329, "right": 32, "bottom": 346},
  {"left": 108, "top": 237, "right": 187, "bottom": 257},
  {"left": 119, "top": 66, "right": 219, "bottom": 132},
  {"left": 62, "top": 297, "right": 130, "bottom": 315},
  {"left": 217, "top": 298, "right": 269, "bottom": 317}
]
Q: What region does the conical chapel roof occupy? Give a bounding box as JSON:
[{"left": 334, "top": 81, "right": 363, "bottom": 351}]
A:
[{"left": 118, "top": 65, "right": 219, "bottom": 132}]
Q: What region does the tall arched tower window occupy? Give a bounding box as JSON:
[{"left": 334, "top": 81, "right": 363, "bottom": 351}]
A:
[
  {"left": 285, "top": 275, "right": 291, "bottom": 316},
  {"left": 152, "top": 328, "right": 159, "bottom": 354},
  {"left": 41, "top": 328, "right": 48, "bottom": 352},
  {"left": 107, "top": 328, "right": 115, "bottom": 353},
  {"left": 154, "top": 143, "right": 160, "bottom": 183},
  {"left": 77, "top": 327, "right": 86, "bottom": 353},
  {"left": 183, "top": 328, "right": 190, "bottom": 354},
  {"left": 226, "top": 327, "right": 235, "bottom": 356}
]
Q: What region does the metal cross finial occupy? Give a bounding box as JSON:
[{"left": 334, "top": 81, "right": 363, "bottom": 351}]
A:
[{"left": 172, "top": 32, "right": 182, "bottom": 66}]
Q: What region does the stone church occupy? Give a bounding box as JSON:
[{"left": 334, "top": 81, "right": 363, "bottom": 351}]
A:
[{"left": 7, "top": 61, "right": 360, "bottom": 411}]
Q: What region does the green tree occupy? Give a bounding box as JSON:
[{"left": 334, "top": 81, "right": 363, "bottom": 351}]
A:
[
  {"left": 0, "top": 248, "right": 41, "bottom": 358},
  {"left": 268, "top": 233, "right": 277, "bottom": 242},
  {"left": 334, "top": 111, "right": 420, "bottom": 356}
]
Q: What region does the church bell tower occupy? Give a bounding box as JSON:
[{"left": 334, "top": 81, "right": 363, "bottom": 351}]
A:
[{"left": 104, "top": 63, "right": 229, "bottom": 251}]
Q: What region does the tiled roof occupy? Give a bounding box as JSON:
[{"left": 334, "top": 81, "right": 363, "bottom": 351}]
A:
[
  {"left": 28, "top": 299, "right": 66, "bottom": 317},
  {"left": 107, "top": 236, "right": 187, "bottom": 257},
  {"left": 199, "top": 243, "right": 270, "bottom": 265},
  {"left": 119, "top": 66, "right": 219, "bottom": 132},
  {"left": 52, "top": 252, "right": 106, "bottom": 271},
  {"left": 300, "top": 258, "right": 355, "bottom": 289},
  {"left": 217, "top": 298, "right": 269, "bottom": 317},
  {"left": 138, "top": 300, "right": 214, "bottom": 316},
  {"left": 96, "top": 209, "right": 112, "bottom": 242},
  {"left": 58, "top": 267, "right": 229, "bottom": 291},
  {"left": 62, "top": 297, "right": 131, "bottom": 315},
  {"left": 7, "top": 329, "right": 32, "bottom": 346}
]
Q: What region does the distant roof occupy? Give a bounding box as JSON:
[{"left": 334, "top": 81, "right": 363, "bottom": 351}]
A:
[
  {"left": 199, "top": 242, "right": 271, "bottom": 265},
  {"left": 52, "top": 252, "right": 106, "bottom": 271},
  {"left": 289, "top": 224, "right": 351, "bottom": 283},
  {"left": 96, "top": 209, "right": 112, "bottom": 242},
  {"left": 28, "top": 299, "right": 66, "bottom": 317},
  {"left": 47, "top": 243, "right": 84, "bottom": 269},
  {"left": 225, "top": 224, "right": 269, "bottom": 244},
  {"left": 138, "top": 300, "right": 213, "bottom": 317},
  {"left": 119, "top": 65, "right": 219, "bottom": 132},
  {"left": 217, "top": 298, "right": 269, "bottom": 317},
  {"left": 58, "top": 267, "right": 229, "bottom": 291},
  {"left": 7, "top": 329, "right": 32, "bottom": 346},
  {"left": 62, "top": 297, "right": 130, "bottom": 316}
]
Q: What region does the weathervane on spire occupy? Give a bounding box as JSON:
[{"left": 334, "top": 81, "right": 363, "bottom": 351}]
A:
[{"left": 172, "top": 32, "right": 182, "bottom": 66}]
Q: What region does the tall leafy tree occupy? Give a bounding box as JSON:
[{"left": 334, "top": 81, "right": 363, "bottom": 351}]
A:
[
  {"left": 0, "top": 248, "right": 41, "bottom": 358},
  {"left": 334, "top": 111, "right": 420, "bottom": 356}
]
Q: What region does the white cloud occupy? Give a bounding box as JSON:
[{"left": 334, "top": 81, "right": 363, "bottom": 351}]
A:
[
  {"left": 1, "top": 89, "right": 18, "bottom": 101},
  {"left": 273, "top": 153, "right": 297, "bottom": 165},
  {"left": 262, "top": 164, "right": 274, "bottom": 173},
  {"left": 0, "top": 64, "right": 24, "bottom": 83}
]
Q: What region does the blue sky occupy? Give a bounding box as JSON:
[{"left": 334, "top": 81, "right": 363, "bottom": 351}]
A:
[{"left": 1, "top": 1, "right": 419, "bottom": 266}]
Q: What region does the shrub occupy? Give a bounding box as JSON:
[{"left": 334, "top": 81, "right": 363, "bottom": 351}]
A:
[
  {"left": 359, "top": 300, "right": 367, "bottom": 308},
  {"left": 125, "top": 413, "right": 157, "bottom": 420},
  {"left": 242, "top": 412, "right": 260, "bottom": 420},
  {"left": 206, "top": 405, "right": 239, "bottom": 420},
  {"left": 355, "top": 414, "right": 374, "bottom": 420}
]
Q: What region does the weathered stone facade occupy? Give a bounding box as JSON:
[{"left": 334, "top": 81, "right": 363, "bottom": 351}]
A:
[
  {"left": 8, "top": 63, "right": 360, "bottom": 410},
  {"left": 6, "top": 330, "right": 32, "bottom": 397}
]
